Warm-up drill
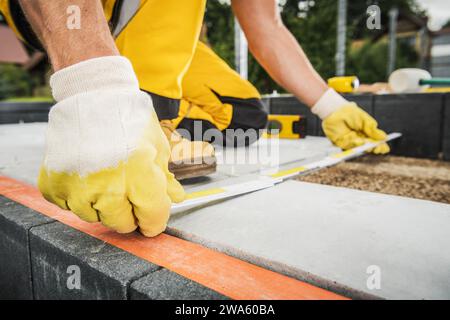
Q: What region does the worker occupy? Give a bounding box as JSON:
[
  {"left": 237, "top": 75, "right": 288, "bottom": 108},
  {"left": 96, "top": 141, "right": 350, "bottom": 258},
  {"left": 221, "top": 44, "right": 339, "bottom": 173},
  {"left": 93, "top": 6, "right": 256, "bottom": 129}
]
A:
[{"left": 0, "top": 0, "right": 389, "bottom": 237}]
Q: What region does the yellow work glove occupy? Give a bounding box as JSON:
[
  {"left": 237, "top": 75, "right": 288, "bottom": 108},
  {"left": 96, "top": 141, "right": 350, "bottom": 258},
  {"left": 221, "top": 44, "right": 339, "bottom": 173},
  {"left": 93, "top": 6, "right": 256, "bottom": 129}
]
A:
[
  {"left": 312, "top": 89, "right": 389, "bottom": 154},
  {"left": 38, "top": 56, "right": 185, "bottom": 237}
]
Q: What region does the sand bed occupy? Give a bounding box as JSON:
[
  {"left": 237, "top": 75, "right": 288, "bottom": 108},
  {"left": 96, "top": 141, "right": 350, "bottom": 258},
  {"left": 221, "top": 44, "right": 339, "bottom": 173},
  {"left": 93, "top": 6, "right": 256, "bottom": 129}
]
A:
[{"left": 299, "top": 155, "right": 450, "bottom": 204}]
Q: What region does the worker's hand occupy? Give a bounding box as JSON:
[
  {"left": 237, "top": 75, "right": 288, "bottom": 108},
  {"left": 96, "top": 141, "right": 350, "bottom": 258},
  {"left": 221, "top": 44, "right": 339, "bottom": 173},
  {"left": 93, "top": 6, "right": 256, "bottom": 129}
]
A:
[
  {"left": 38, "top": 56, "right": 185, "bottom": 237},
  {"left": 311, "top": 89, "right": 389, "bottom": 154},
  {"left": 322, "top": 103, "right": 390, "bottom": 154}
]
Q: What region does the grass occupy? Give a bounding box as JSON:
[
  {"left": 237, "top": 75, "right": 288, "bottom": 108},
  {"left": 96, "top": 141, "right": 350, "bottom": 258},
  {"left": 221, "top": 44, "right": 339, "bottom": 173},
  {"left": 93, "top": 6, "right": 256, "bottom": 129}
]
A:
[{"left": 1, "top": 97, "right": 54, "bottom": 103}]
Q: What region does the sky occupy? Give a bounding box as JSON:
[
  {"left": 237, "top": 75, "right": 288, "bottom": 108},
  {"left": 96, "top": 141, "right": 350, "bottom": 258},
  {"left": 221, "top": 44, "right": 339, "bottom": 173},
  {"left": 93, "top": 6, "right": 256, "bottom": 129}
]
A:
[{"left": 417, "top": 0, "right": 450, "bottom": 30}]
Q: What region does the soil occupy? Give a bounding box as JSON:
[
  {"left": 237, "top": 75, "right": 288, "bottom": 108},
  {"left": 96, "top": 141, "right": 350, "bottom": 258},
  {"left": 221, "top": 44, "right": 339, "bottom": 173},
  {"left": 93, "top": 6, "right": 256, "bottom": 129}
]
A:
[{"left": 298, "top": 155, "right": 450, "bottom": 204}]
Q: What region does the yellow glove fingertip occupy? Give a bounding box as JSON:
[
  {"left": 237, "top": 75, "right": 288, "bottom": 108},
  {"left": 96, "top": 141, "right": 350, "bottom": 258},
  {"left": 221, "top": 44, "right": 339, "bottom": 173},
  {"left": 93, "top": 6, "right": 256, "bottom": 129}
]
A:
[
  {"left": 371, "top": 128, "right": 387, "bottom": 141},
  {"left": 169, "top": 185, "right": 186, "bottom": 203},
  {"left": 373, "top": 143, "right": 390, "bottom": 155},
  {"left": 139, "top": 223, "right": 167, "bottom": 238},
  {"left": 38, "top": 170, "right": 69, "bottom": 210},
  {"left": 166, "top": 175, "right": 186, "bottom": 203},
  {"left": 49, "top": 196, "right": 69, "bottom": 211}
]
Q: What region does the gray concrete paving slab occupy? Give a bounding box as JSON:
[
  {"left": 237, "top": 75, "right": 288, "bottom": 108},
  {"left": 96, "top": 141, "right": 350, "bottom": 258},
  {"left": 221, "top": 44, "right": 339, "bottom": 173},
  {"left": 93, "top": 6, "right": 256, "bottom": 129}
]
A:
[
  {"left": 0, "top": 196, "right": 54, "bottom": 299},
  {"left": 168, "top": 181, "right": 450, "bottom": 300}
]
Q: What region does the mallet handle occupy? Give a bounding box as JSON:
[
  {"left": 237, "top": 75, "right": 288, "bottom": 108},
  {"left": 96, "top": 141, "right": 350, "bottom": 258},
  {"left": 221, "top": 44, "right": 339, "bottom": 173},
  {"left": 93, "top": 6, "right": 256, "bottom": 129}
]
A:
[{"left": 419, "top": 78, "right": 450, "bottom": 86}]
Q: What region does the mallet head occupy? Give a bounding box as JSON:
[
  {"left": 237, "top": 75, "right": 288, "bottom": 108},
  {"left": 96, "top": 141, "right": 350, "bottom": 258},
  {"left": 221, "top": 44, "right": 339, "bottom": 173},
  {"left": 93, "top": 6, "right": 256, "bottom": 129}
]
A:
[{"left": 389, "top": 68, "right": 432, "bottom": 93}]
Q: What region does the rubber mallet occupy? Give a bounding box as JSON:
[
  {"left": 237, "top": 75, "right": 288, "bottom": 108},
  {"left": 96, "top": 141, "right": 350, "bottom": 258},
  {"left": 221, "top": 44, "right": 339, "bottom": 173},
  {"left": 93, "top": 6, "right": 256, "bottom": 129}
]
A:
[{"left": 389, "top": 68, "right": 450, "bottom": 93}]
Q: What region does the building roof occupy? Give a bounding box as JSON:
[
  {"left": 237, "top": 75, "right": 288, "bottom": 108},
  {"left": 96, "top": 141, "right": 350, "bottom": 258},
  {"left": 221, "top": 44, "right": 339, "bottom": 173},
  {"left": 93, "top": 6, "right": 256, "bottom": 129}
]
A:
[
  {"left": 432, "top": 27, "right": 450, "bottom": 36},
  {"left": 23, "top": 51, "right": 46, "bottom": 71},
  {"left": 0, "top": 25, "right": 29, "bottom": 64},
  {"left": 396, "top": 10, "right": 428, "bottom": 33},
  {"left": 367, "top": 9, "right": 430, "bottom": 42}
]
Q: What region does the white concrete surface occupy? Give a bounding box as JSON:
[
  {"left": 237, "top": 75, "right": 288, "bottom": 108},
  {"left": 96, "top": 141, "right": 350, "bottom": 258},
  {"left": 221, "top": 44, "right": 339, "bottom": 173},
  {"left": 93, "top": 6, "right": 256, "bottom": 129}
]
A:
[
  {"left": 0, "top": 123, "right": 46, "bottom": 184},
  {"left": 168, "top": 181, "right": 450, "bottom": 300},
  {"left": 215, "top": 137, "right": 340, "bottom": 177}
]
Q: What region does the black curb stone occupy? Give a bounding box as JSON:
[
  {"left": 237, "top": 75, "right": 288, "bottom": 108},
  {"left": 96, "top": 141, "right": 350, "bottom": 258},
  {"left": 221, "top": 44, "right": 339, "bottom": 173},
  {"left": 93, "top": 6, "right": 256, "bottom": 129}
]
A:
[
  {"left": 0, "top": 197, "right": 228, "bottom": 300},
  {"left": 30, "top": 222, "right": 159, "bottom": 300},
  {"left": 130, "top": 269, "right": 228, "bottom": 300},
  {"left": 1, "top": 95, "right": 447, "bottom": 160},
  {"left": 269, "top": 93, "right": 446, "bottom": 160},
  {"left": 0, "top": 102, "right": 53, "bottom": 124},
  {"left": 0, "top": 196, "right": 54, "bottom": 299},
  {"left": 373, "top": 93, "right": 444, "bottom": 159},
  {"left": 443, "top": 94, "right": 450, "bottom": 161}
]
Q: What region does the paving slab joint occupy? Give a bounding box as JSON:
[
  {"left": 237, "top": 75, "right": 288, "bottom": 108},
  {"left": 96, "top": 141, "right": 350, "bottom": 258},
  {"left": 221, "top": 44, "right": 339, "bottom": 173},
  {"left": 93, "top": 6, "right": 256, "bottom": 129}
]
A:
[
  {"left": 125, "top": 266, "right": 164, "bottom": 300},
  {"left": 129, "top": 268, "right": 229, "bottom": 300},
  {"left": 27, "top": 221, "right": 59, "bottom": 299}
]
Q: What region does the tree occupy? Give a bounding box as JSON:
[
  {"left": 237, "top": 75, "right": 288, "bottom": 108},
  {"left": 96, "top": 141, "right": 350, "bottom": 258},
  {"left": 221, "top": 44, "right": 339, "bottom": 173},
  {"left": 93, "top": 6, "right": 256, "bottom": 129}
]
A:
[
  {"left": 0, "top": 64, "right": 34, "bottom": 100},
  {"left": 282, "top": 0, "right": 338, "bottom": 80},
  {"left": 347, "top": 38, "right": 418, "bottom": 84},
  {"left": 205, "top": 0, "right": 425, "bottom": 94},
  {"left": 443, "top": 19, "right": 450, "bottom": 29},
  {"left": 204, "top": 0, "right": 235, "bottom": 67},
  {"left": 204, "top": 0, "right": 338, "bottom": 93},
  {"left": 348, "top": 0, "right": 426, "bottom": 39}
]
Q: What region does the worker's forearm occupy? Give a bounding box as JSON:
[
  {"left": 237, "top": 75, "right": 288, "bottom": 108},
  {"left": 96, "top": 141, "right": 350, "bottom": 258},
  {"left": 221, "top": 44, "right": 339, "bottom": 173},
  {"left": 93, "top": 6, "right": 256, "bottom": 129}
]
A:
[
  {"left": 19, "top": 0, "right": 119, "bottom": 71},
  {"left": 249, "top": 25, "right": 328, "bottom": 107},
  {"left": 232, "top": 0, "right": 328, "bottom": 107}
]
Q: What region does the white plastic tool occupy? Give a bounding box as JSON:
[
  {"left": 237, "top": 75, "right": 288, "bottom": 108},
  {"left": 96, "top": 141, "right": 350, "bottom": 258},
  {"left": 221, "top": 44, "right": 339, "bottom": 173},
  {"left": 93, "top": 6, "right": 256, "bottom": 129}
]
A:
[{"left": 389, "top": 68, "right": 450, "bottom": 93}]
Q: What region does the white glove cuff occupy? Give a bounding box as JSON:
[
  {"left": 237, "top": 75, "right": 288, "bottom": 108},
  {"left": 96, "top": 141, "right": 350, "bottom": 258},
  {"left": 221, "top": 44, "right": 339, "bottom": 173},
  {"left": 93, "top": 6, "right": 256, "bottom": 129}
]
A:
[
  {"left": 311, "top": 88, "right": 349, "bottom": 120},
  {"left": 50, "top": 56, "right": 140, "bottom": 102}
]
